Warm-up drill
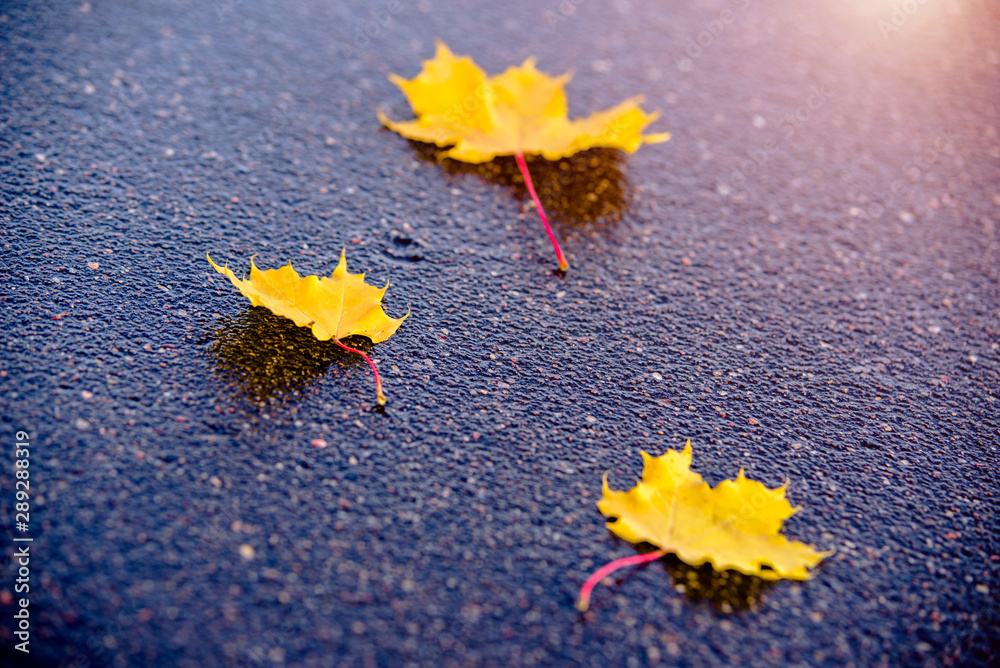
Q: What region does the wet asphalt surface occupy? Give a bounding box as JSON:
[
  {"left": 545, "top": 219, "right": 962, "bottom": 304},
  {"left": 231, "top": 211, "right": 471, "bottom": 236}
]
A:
[{"left": 1, "top": 0, "right": 999, "bottom": 666}]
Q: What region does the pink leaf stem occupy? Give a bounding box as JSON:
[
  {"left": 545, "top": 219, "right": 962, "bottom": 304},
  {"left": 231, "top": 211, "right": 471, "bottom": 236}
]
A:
[{"left": 515, "top": 152, "right": 568, "bottom": 271}]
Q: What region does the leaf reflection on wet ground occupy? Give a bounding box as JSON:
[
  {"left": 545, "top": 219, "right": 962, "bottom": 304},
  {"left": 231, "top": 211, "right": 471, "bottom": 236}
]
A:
[
  {"left": 203, "top": 307, "right": 376, "bottom": 405},
  {"left": 661, "top": 554, "right": 777, "bottom": 613},
  {"left": 590, "top": 544, "right": 777, "bottom": 614},
  {"left": 407, "top": 141, "right": 633, "bottom": 226}
]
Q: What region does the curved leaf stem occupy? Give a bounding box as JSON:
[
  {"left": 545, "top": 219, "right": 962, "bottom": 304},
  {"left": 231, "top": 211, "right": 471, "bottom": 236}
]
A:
[
  {"left": 335, "top": 339, "right": 386, "bottom": 406},
  {"left": 515, "top": 152, "right": 568, "bottom": 271},
  {"left": 577, "top": 549, "right": 666, "bottom": 612}
]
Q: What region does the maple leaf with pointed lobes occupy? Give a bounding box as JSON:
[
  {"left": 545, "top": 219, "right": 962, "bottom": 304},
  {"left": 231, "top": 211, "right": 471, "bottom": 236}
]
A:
[
  {"left": 378, "top": 41, "right": 669, "bottom": 271},
  {"left": 207, "top": 250, "right": 407, "bottom": 405},
  {"left": 577, "top": 440, "right": 830, "bottom": 611}
]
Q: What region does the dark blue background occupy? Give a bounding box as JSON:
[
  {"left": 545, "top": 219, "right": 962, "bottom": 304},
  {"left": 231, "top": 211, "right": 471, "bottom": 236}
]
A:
[{"left": 1, "top": 0, "right": 998, "bottom": 665}]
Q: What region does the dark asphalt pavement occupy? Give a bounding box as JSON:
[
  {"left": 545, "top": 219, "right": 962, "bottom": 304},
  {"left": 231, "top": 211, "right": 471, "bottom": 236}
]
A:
[{"left": 1, "top": 0, "right": 998, "bottom": 666}]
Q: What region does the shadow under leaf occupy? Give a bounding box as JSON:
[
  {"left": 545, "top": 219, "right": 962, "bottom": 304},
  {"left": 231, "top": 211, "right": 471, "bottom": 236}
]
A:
[
  {"left": 660, "top": 554, "right": 776, "bottom": 613},
  {"left": 204, "top": 307, "right": 375, "bottom": 405},
  {"left": 407, "top": 141, "right": 632, "bottom": 227},
  {"left": 623, "top": 544, "right": 776, "bottom": 613}
]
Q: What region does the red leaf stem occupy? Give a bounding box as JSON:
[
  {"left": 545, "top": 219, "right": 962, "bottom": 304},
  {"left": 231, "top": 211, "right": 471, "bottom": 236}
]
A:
[
  {"left": 577, "top": 549, "right": 666, "bottom": 611},
  {"left": 515, "top": 152, "right": 568, "bottom": 271},
  {"left": 335, "top": 339, "right": 387, "bottom": 406}
]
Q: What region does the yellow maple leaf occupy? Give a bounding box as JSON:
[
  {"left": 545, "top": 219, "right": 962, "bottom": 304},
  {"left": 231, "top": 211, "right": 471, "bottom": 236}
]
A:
[
  {"left": 207, "top": 250, "right": 407, "bottom": 405},
  {"left": 578, "top": 440, "right": 830, "bottom": 611},
  {"left": 378, "top": 41, "right": 669, "bottom": 164},
  {"left": 378, "top": 41, "right": 670, "bottom": 271}
]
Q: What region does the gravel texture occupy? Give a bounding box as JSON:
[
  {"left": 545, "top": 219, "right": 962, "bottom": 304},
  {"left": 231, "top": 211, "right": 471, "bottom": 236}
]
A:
[{"left": 1, "top": 0, "right": 998, "bottom": 666}]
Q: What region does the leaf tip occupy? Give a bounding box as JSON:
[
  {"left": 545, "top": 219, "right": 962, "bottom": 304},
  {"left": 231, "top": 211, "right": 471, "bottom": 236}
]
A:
[
  {"left": 600, "top": 470, "right": 613, "bottom": 496},
  {"left": 431, "top": 39, "right": 460, "bottom": 65},
  {"left": 332, "top": 248, "right": 348, "bottom": 277},
  {"left": 248, "top": 254, "right": 262, "bottom": 279},
  {"left": 680, "top": 439, "right": 693, "bottom": 462}
]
